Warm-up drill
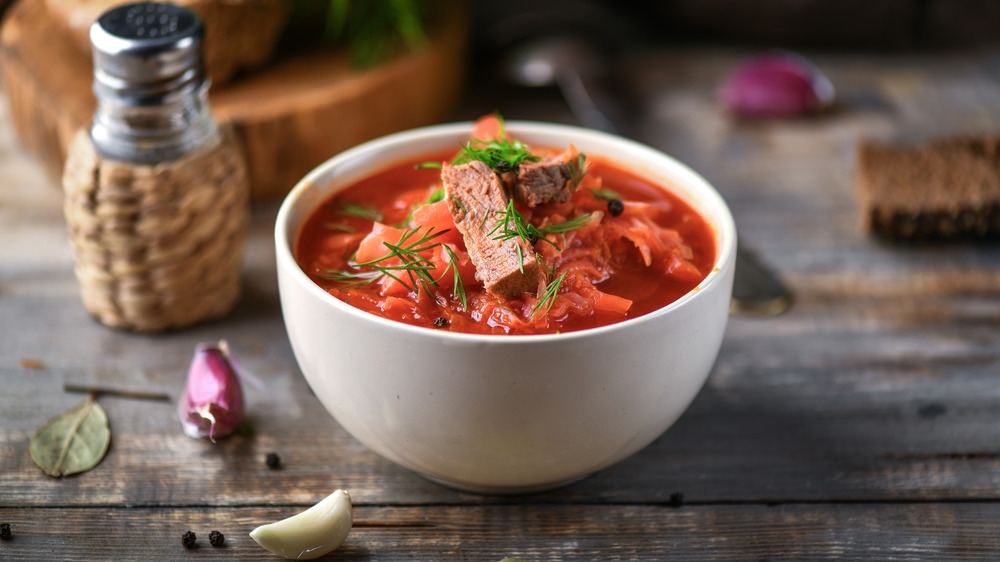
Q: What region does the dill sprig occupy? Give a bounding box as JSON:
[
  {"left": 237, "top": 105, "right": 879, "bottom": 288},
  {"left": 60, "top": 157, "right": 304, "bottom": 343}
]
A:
[
  {"left": 589, "top": 187, "right": 622, "bottom": 201},
  {"left": 423, "top": 187, "right": 446, "bottom": 206},
  {"left": 452, "top": 138, "right": 540, "bottom": 173},
  {"left": 332, "top": 200, "right": 384, "bottom": 222},
  {"left": 567, "top": 152, "right": 590, "bottom": 186},
  {"left": 317, "top": 226, "right": 467, "bottom": 310},
  {"left": 439, "top": 244, "right": 468, "bottom": 311},
  {"left": 531, "top": 270, "right": 568, "bottom": 319},
  {"left": 323, "top": 221, "right": 357, "bottom": 233},
  {"left": 487, "top": 200, "right": 596, "bottom": 251},
  {"left": 318, "top": 227, "right": 441, "bottom": 293},
  {"left": 397, "top": 187, "right": 446, "bottom": 227}
]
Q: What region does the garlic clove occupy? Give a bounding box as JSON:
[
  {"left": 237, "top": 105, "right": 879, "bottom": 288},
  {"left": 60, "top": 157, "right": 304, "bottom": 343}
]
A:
[
  {"left": 177, "top": 340, "right": 245, "bottom": 441},
  {"left": 719, "top": 51, "right": 835, "bottom": 117},
  {"left": 250, "top": 489, "right": 353, "bottom": 560}
]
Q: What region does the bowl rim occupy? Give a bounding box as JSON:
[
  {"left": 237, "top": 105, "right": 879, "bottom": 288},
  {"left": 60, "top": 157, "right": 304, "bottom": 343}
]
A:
[{"left": 275, "top": 120, "right": 737, "bottom": 343}]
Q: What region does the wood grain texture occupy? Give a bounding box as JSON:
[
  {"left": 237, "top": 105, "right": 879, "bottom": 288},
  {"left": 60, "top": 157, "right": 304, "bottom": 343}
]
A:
[
  {"left": 0, "top": 0, "right": 467, "bottom": 200},
  {"left": 1, "top": 503, "right": 1000, "bottom": 560},
  {"left": 3, "top": 40, "right": 1000, "bottom": 558}
]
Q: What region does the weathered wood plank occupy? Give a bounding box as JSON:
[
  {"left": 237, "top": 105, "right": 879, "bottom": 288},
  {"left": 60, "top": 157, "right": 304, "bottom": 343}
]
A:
[
  {"left": 1, "top": 503, "right": 1000, "bottom": 560},
  {"left": 5, "top": 39, "right": 1000, "bottom": 559}
]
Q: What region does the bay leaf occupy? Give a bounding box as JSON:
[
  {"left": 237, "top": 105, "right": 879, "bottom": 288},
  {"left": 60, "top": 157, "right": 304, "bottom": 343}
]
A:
[{"left": 30, "top": 394, "right": 111, "bottom": 477}]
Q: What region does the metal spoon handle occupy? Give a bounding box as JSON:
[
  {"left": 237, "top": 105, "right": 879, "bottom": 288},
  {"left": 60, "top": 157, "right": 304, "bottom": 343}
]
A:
[{"left": 731, "top": 244, "right": 791, "bottom": 316}]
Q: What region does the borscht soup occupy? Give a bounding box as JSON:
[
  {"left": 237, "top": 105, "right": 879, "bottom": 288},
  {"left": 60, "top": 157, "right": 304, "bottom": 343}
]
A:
[{"left": 295, "top": 115, "right": 716, "bottom": 335}]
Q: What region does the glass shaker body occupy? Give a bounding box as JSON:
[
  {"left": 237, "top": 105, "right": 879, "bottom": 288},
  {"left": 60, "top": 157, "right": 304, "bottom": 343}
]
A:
[{"left": 62, "top": 2, "right": 250, "bottom": 332}]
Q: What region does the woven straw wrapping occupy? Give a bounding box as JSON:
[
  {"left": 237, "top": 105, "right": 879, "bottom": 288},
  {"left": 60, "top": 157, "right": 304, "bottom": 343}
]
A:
[{"left": 62, "top": 128, "right": 250, "bottom": 332}]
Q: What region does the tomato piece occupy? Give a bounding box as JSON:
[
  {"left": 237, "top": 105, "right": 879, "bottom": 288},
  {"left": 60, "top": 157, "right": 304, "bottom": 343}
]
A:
[
  {"left": 472, "top": 114, "right": 504, "bottom": 141},
  {"left": 590, "top": 289, "right": 632, "bottom": 315},
  {"left": 411, "top": 200, "right": 461, "bottom": 245},
  {"left": 355, "top": 223, "right": 405, "bottom": 264}
]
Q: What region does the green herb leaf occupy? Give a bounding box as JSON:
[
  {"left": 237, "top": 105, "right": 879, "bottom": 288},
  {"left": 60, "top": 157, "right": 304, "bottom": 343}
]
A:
[
  {"left": 424, "top": 187, "right": 446, "bottom": 205},
  {"left": 489, "top": 201, "right": 596, "bottom": 251},
  {"left": 567, "top": 152, "right": 590, "bottom": 186},
  {"left": 333, "top": 200, "right": 384, "bottom": 222},
  {"left": 319, "top": 227, "right": 460, "bottom": 303},
  {"left": 452, "top": 137, "right": 540, "bottom": 173},
  {"left": 30, "top": 394, "right": 111, "bottom": 477},
  {"left": 415, "top": 162, "right": 443, "bottom": 170},
  {"left": 589, "top": 187, "right": 622, "bottom": 201},
  {"left": 438, "top": 244, "right": 468, "bottom": 311},
  {"left": 531, "top": 270, "right": 568, "bottom": 319},
  {"left": 397, "top": 187, "right": 447, "bottom": 227},
  {"left": 323, "top": 221, "right": 357, "bottom": 233}
]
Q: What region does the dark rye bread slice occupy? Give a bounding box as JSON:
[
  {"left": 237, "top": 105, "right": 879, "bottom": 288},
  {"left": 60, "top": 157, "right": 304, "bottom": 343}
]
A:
[
  {"left": 856, "top": 136, "right": 1000, "bottom": 241},
  {"left": 443, "top": 161, "right": 541, "bottom": 299}
]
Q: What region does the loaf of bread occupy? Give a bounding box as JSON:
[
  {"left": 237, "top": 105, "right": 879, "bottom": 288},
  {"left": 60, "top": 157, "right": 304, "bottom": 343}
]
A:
[
  {"left": 45, "top": 0, "right": 289, "bottom": 86},
  {"left": 855, "top": 136, "right": 1000, "bottom": 241}
]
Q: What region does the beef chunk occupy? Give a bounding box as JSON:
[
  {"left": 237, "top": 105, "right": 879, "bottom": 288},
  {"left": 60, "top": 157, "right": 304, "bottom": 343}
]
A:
[
  {"left": 444, "top": 161, "right": 541, "bottom": 298},
  {"left": 509, "top": 151, "right": 578, "bottom": 207}
]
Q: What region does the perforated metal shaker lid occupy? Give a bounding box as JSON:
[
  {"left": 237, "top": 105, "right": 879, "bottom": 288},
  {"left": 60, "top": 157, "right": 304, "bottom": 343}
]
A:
[
  {"left": 90, "top": 2, "right": 205, "bottom": 104},
  {"left": 88, "top": 2, "right": 216, "bottom": 163}
]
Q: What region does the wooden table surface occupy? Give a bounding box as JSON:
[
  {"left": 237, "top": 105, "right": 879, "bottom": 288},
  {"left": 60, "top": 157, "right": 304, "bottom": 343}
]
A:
[{"left": 3, "top": 42, "right": 1000, "bottom": 560}]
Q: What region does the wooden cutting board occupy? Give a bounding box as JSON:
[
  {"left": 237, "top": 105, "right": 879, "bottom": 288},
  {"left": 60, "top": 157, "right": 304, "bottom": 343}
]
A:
[{"left": 0, "top": 0, "right": 466, "bottom": 200}]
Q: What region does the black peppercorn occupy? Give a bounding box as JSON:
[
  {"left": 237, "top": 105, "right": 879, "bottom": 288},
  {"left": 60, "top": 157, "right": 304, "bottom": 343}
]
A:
[
  {"left": 668, "top": 491, "right": 684, "bottom": 507},
  {"left": 433, "top": 317, "right": 449, "bottom": 328},
  {"left": 266, "top": 452, "right": 281, "bottom": 469},
  {"left": 607, "top": 198, "right": 625, "bottom": 217},
  {"left": 496, "top": 160, "right": 511, "bottom": 173},
  {"left": 181, "top": 530, "right": 197, "bottom": 549},
  {"left": 209, "top": 530, "right": 225, "bottom": 547},
  {"left": 0, "top": 522, "right": 12, "bottom": 540}
]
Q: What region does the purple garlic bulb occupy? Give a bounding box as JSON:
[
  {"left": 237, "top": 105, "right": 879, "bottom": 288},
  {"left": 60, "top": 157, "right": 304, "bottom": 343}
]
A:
[
  {"left": 178, "top": 341, "right": 244, "bottom": 441},
  {"left": 719, "top": 51, "right": 835, "bottom": 117}
]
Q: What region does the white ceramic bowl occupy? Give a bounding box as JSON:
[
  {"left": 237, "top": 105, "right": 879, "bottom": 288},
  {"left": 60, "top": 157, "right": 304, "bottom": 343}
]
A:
[{"left": 276, "top": 121, "right": 736, "bottom": 494}]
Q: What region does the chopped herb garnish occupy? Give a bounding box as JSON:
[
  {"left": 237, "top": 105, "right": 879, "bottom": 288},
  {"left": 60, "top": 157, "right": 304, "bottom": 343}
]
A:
[
  {"left": 317, "top": 226, "right": 466, "bottom": 310},
  {"left": 439, "top": 244, "right": 468, "bottom": 311},
  {"left": 567, "top": 152, "right": 590, "bottom": 186},
  {"left": 538, "top": 213, "right": 598, "bottom": 235},
  {"left": 415, "top": 161, "right": 443, "bottom": 169},
  {"left": 451, "top": 115, "right": 539, "bottom": 173},
  {"left": 332, "top": 200, "right": 384, "bottom": 222},
  {"left": 397, "top": 187, "right": 447, "bottom": 227},
  {"left": 452, "top": 139, "right": 540, "bottom": 173},
  {"left": 323, "top": 221, "right": 357, "bottom": 233},
  {"left": 531, "top": 270, "right": 568, "bottom": 319},
  {"left": 488, "top": 200, "right": 541, "bottom": 247},
  {"left": 425, "top": 187, "right": 446, "bottom": 205},
  {"left": 488, "top": 200, "right": 596, "bottom": 251},
  {"left": 589, "top": 187, "right": 622, "bottom": 201},
  {"left": 318, "top": 227, "right": 442, "bottom": 292}
]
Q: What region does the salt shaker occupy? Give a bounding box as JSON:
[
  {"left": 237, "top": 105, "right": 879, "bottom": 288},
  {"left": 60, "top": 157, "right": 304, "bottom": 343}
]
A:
[{"left": 62, "top": 2, "right": 250, "bottom": 332}]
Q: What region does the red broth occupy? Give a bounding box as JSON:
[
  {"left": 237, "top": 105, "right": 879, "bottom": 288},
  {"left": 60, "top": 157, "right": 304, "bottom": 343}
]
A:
[{"left": 296, "top": 151, "right": 717, "bottom": 335}]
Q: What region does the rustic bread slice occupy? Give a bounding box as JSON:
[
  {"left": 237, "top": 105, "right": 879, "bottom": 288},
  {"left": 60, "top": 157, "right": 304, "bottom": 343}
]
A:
[
  {"left": 44, "top": 0, "right": 288, "bottom": 86},
  {"left": 855, "top": 136, "right": 1000, "bottom": 241}
]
